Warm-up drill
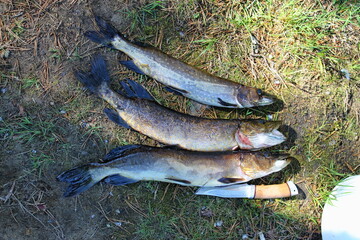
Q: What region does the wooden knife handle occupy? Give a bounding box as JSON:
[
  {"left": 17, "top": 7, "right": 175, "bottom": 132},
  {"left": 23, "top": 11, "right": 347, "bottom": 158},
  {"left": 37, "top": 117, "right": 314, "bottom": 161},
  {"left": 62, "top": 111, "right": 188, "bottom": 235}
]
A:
[{"left": 254, "top": 181, "right": 298, "bottom": 199}]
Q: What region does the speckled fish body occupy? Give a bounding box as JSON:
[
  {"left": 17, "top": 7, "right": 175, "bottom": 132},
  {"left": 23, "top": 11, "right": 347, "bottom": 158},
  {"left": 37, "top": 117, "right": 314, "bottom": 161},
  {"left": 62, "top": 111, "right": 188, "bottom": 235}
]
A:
[
  {"left": 75, "top": 56, "right": 286, "bottom": 152},
  {"left": 57, "top": 145, "right": 293, "bottom": 197},
  {"left": 84, "top": 17, "right": 275, "bottom": 108}
]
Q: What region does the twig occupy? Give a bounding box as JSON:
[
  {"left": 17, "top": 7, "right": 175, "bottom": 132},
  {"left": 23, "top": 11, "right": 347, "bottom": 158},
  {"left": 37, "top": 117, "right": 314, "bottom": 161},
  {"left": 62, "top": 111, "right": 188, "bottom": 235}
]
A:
[
  {"left": 124, "top": 198, "right": 147, "bottom": 218},
  {"left": 0, "top": 181, "right": 16, "bottom": 203},
  {"left": 11, "top": 193, "right": 49, "bottom": 230}
]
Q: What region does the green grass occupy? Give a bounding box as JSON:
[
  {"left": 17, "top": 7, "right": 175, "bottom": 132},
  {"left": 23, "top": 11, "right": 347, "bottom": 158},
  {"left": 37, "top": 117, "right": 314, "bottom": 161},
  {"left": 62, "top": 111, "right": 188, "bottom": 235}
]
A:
[
  {"left": 1, "top": 116, "right": 59, "bottom": 175},
  {"left": 109, "top": 0, "right": 359, "bottom": 238},
  {"left": 30, "top": 152, "right": 55, "bottom": 176},
  {"left": 49, "top": 48, "right": 62, "bottom": 60},
  {"left": 22, "top": 77, "right": 40, "bottom": 89},
  {"left": 8, "top": 20, "right": 26, "bottom": 40},
  {"left": 14, "top": 117, "right": 56, "bottom": 143},
  {"left": 121, "top": 0, "right": 165, "bottom": 33}
]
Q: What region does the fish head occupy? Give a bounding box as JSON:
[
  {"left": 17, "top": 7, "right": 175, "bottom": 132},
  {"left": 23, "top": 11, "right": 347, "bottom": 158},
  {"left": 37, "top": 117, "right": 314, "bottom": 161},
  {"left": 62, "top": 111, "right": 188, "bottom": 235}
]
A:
[
  {"left": 240, "top": 152, "right": 293, "bottom": 179},
  {"left": 236, "top": 86, "right": 274, "bottom": 108},
  {"left": 235, "top": 120, "right": 286, "bottom": 150}
]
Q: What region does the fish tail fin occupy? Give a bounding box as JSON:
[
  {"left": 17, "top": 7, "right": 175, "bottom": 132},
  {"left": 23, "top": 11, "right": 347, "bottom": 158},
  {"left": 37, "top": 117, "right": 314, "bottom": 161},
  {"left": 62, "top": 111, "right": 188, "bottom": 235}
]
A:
[
  {"left": 84, "top": 16, "right": 125, "bottom": 49},
  {"left": 57, "top": 164, "right": 100, "bottom": 197},
  {"left": 75, "top": 55, "right": 110, "bottom": 95}
]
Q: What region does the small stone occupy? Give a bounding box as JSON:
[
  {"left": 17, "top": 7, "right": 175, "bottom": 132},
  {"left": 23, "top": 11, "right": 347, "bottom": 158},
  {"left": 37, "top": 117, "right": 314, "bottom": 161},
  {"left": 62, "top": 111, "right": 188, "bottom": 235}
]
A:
[
  {"left": 0, "top": 117, "right": 3, "bottom": 121},
  {"left": 50, "top": 102, "right": 55, "bottom": 106},
  {"left": 59, "top": 110, "right": 66, "bottom": 114},
  {"left": 1, "top": 88, "right": 7, "bottom": 94},
  {"left": 80, "top": 151, "right": 88, "bottom": 156},
  {"left": 36, "top": 204, "right": 46, "bottom": 211},
  {"left": 274, "top": 80, "right": 281, "bottom": 85},
  {"left": 2, "top": 50, "right": 10, "bottom": 59},
  {"left": 80, "top": 121, "right": 88, "bottom": 128},
  {"left": 340, "top": 69, "right": 350, "bottom": 80},
  {"left": 258, "top": 232, "right": 265, "bottom": 240},
  {"left": 214, "top": 220, "right": 223, "bottom": 228},
  {"left": 115, "top": 209, "right": 121, "bottom": 214},
  {"left": 91, "top": 214, "right": 95, "bottom": 219},
  {"left": 325, "top": 91, "right": 331, "bottom": 95},
  {"left": 200, "top": 206, "right": 213, "bottom": 217},
  {"left": 114, "top": 222, "right": 122, "bottom": 227},
  {"left": 25, "top": 228, "right": 31, "bottom": 236},
  {"left": 104, "top": 139, "right": 109, "bottom": 143},
  {"left": 31, "top": 149, "right": 37, "bottom": 153},
  {"left": 266, "top": 114, "right": 273, "bottom": 120},
  {"left": 242, "top": 234, "right": 249, "bottom": 239},
  {"left": 106, "top": 224, "right": 111, "bottom": 228}
]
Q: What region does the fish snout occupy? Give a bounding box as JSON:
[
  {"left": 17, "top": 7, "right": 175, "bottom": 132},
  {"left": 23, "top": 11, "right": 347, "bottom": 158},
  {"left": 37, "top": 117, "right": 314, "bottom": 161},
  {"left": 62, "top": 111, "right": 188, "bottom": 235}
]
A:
[
  {"left": 241, "top": 153, "right": 292, "bottom": 179},
  {"left": 235, "top": 128, "right": 286, "bottom": 150}
]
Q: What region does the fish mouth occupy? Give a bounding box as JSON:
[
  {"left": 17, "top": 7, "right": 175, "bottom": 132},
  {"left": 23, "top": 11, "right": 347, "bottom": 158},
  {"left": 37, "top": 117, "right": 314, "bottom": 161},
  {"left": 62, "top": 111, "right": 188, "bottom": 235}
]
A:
[
  {"left": 243, "top": 154, "right": 292, "bottom": 179},
  {"left": 236, "top": 95, "right": 275, "bottom": 108},
  {"left": 235, "top": 129, "right": 286, "bottom": 150},
  {"left": 265, "top": 154, "right": 292, "bottom": 175},
  {"left": 257, "top": 95, "right": 275, "bottom": 106},
  {"left": 271, "top": 155, "right": 292, "bottom": 170}
]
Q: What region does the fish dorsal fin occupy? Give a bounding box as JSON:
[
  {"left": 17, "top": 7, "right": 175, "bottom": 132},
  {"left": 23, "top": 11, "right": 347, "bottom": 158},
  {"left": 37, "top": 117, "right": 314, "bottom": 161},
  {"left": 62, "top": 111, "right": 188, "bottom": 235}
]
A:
[
  {"left": 118, "top": 79, "right": 155, "bottom": 101},
  {"left": 103, "top": 144, "right": 142, "bottom": 162}
]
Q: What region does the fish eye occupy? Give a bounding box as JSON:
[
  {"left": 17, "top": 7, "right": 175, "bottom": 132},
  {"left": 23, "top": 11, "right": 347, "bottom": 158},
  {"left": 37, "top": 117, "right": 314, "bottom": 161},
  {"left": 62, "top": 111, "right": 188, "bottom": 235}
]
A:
[{"left": 256, "top": 89, "right": 262, "bottom": 95}]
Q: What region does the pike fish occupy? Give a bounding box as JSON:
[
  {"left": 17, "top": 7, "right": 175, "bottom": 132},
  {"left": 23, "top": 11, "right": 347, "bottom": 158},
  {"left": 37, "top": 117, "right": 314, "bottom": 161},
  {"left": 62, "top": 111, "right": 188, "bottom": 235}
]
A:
[
  {"left": 75, "top": 56, "right": 286, "bottom": 151},
  {"left": 84, "top": 16, "right": 275, "bottom": 108},
  {"left": 57, "top": 145, "right": 293, "bottom": 197}
]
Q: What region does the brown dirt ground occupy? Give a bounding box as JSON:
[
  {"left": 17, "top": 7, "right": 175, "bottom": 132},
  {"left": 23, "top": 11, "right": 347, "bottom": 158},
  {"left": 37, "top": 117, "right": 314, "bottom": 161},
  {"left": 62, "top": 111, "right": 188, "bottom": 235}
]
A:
[{"left": 0, "top": 1, "right": 153, "bottom": 239}]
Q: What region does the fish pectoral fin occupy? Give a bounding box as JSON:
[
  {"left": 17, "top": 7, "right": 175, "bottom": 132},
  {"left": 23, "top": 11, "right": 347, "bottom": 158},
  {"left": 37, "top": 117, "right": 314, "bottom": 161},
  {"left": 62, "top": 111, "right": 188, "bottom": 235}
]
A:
[
  {"left": 217, "top": 98, "right": 237, "bottom": 107},
  {"left": 104, "top": 108, "right": 133, "bottom": 130},
  {"left": 120, "top": 60, "right": 146, "bottom": 75},
  {"left": 218, "top": 177, "right": 246, "bottom": 184},
  {"left": 119, "top": 79, "right": 155, "bottom": 101},
  {"left": 165, "top": 177, "right": 191, "bottom": 185},
  {"left": 103, "top": 144, "right": 142, "bottom": 162},
  {"left": 161, "top": 144, "right": 181, "bottom": 149},
  {"left": 164, "top": 86, "right": 188, "bottom": 96},
  {"left": 104, "top": 174, "right": 139, "bottom": 186}
]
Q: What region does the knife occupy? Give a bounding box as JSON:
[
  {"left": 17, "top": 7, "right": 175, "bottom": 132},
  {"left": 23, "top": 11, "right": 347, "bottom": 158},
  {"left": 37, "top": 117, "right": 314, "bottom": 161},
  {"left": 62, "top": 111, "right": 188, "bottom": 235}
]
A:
[{"left": 195, "top": 181, "right": 298, "bottom": 199}]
